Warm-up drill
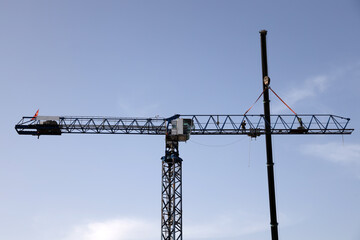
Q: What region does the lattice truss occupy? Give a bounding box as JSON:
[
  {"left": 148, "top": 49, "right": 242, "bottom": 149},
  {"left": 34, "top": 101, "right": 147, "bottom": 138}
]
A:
[
  {"left": 161, "top": 140, "right": 182, "bottom": 240},
  {"left": 15, "top": 114, "right": 353, "bottom": 136}
]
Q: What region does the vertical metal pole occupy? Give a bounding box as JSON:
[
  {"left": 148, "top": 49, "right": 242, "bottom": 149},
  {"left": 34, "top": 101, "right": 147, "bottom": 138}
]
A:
[{"left": 259, "top": 30, "right": 279, "bottom": 240}]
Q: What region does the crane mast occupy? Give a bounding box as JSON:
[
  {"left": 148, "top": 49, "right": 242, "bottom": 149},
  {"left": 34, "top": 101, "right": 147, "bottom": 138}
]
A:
[
  {"left": 161, "top": 137, "right": 182, "bottom": 240},
  {"left": 14, "top": 31, "right": 354, "bottom": 240}
]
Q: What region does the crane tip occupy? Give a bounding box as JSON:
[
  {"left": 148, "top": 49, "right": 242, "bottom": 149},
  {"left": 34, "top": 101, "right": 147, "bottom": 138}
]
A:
[{"left": 259, "top": 29, "right": 268, "bottom": 34}]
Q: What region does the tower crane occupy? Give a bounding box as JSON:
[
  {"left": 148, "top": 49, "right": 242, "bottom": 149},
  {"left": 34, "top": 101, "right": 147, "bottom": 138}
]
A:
[{"left": 15, "top": 31, "right": 354, "bottom": 240}]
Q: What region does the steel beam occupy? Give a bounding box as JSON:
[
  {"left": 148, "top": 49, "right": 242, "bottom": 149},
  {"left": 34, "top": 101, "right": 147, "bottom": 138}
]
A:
[
  {"left": 15, "top": 114, "right": 353, "bottom": 136},
  {"left": 260, "top": 29, "right": 279, "bottom": 240}
]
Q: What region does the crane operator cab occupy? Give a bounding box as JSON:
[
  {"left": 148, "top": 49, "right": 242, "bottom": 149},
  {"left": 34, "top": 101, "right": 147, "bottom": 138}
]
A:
[{"left": 170, "top": 118, "right": 193, "bottom": 142}]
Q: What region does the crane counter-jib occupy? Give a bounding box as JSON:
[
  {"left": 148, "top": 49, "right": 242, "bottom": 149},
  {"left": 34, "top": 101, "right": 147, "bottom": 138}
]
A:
[{"left": 15, "top": 114, "right": 354, "bottom": 137}]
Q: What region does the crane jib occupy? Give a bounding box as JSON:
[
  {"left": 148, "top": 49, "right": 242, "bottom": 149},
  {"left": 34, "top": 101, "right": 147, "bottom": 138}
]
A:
[{"left": 15, "top": 114, "right": 353, "bottom": 137}]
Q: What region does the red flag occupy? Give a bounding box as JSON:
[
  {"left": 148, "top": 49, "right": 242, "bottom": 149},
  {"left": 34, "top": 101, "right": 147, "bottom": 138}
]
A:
[{"left": 31, "top": 109, "right": 39, "bottom": 120}]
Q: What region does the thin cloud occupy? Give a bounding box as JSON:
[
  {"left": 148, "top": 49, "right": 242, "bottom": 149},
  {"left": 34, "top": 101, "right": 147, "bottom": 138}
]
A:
[
  {"left": 184, "top": 212, "right": 269, "bottom": 239},
  {"left": 62, "top": 212, "right": 270, "bottom": 240},
  {"left": 272, "top": 61, "right": 360, "bottom": 114},
  {"left": 272, "top": 75, "right": 328, "bottom": 113},
  {"left": 301, "top": 142, "right": 360, "bottom": 165},
  {"left": 287, "top": 75, "right": 327, "bottom": 100},
  {"left": 62, "top": 218, "right": 158, "bottom": 240}
]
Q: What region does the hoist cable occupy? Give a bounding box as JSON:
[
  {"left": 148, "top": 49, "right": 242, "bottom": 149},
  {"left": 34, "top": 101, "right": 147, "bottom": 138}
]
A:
[
  {"left": 268, "top": 87, "right": 297, "bottom": 115},
  {"left": 244, "top": 85, "right": 302, "bottom": 126},
  {"left": 244, "top": 87, "right": 267, "bottom": 115}
]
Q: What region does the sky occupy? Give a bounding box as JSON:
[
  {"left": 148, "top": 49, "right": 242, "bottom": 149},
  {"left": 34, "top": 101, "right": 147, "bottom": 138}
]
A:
[{"left": 1, "top": 1, "right": 360, "bottom": 240}]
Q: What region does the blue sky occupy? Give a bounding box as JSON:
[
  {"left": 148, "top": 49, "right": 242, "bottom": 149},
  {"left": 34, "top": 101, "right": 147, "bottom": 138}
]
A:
[{"left": 1, "top": 1, "right": 359, "bottom": 240}]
